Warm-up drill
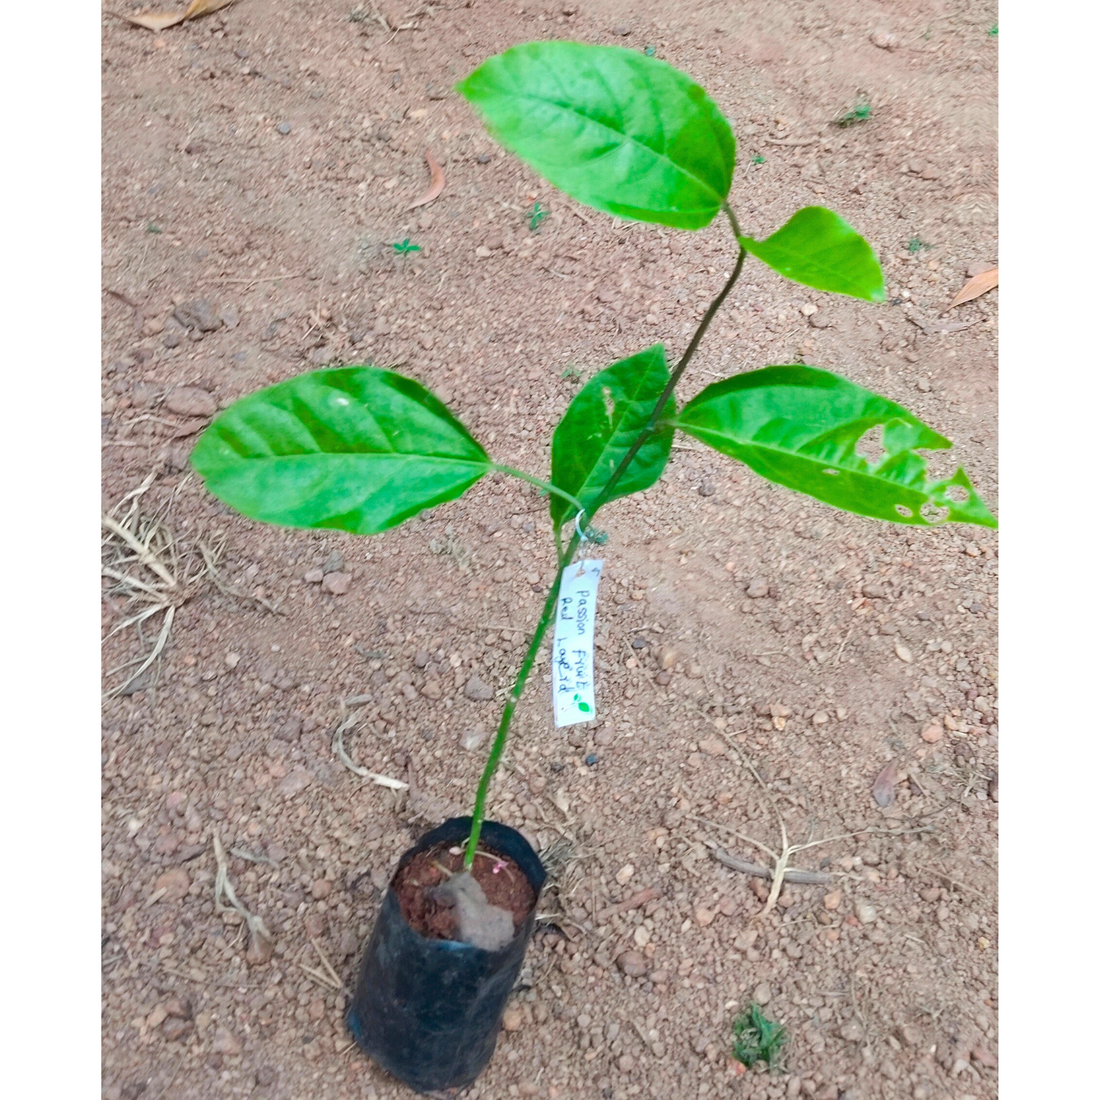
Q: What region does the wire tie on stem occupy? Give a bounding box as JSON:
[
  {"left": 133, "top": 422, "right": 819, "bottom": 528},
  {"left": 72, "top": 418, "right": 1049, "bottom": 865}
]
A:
[{"left": 576, "top": 509, "right": 589, "bottom": 543}]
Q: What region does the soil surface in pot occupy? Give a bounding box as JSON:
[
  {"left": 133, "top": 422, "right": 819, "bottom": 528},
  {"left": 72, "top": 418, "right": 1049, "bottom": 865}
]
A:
[{"left": 393, "top": 842, "right": 536, "bottom": 942}]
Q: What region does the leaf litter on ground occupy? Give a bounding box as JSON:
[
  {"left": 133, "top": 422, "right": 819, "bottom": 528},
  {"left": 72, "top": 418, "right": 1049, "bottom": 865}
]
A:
[
  {"left": 408, "top": 149, "right": 446, "bottom": 210},
  {"left": 950, "top": 265, "right": 998, "bottom": 308},
  {"left": 120, "top": 0, "right": 239, "bottom": 32},
  {"left": 872, "top": 760, "right": 900, "bottom": 807}
]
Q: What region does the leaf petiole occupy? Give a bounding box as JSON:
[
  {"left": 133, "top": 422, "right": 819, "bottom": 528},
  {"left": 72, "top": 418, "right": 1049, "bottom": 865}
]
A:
[{"left": 488, "top": 463, "right": 590, "bottom": 535}]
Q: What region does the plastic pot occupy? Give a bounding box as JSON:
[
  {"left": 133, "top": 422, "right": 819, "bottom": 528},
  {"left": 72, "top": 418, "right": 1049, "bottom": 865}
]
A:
[{"left": 346, "top": 816, "right": 546, "bottom": 1094}]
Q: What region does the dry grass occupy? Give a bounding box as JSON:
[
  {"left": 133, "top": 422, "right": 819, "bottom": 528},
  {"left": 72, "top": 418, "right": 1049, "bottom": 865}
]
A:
[
  {"left": 100, "top": 471, "right": 203, "bottom": 698},
  {"left": 101, "top": 469, "right": 280, "bottom": 698}
]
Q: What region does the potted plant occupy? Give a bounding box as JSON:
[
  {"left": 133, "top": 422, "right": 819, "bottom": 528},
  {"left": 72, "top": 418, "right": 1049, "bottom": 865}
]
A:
[{"left": 191, "top": 41, "right": 995, "bottom": 1094}]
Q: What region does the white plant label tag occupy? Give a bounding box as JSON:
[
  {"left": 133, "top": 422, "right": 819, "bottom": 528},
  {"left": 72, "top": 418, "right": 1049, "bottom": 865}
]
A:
[{"left": 552, "top": 559, "right": 603, "bottom": 728}]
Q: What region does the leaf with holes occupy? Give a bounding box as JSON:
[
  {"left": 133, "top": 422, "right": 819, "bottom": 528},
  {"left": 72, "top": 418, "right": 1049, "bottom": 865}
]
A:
[
  {"left": 670, "top": 365, "right": 996, "bottom": 527},
  {"left": 191, "top": 367, "right": 490, "bottom": 535},
  {"left": 550, "top": 345, "right": 674, "bottom": 529},
  {"left": 739, "top": 206, "right": 886, "bottom": 302},
  {"left": 456, "top": 42, "right": 735, "bottom": 229}
]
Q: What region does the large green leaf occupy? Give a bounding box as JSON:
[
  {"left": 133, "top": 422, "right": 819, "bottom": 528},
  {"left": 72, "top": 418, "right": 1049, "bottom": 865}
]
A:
[
  {"left": 550, "top": 345, "right": 674, "bottom": 528},
  {"left": 456, "top": 42, "right": 735, "bottom": 230},
  {"left": 739, "top": 207, "right": 886, "bottom": 302},
  {"left": 191, "top": 367, "right": 490, "bottom": 535},
  {"left": 670, "top": 365, "right": 996, "bottom": 527}
]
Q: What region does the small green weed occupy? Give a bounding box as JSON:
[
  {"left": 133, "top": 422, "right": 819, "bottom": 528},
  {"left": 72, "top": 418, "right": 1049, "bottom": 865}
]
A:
[
  {"left": 392, "top": 238, "right": 421, "bottom": 256},
  {"left": 907, "top": 237, "right": 928, "bottom": 254},
  {"left": 732, "top": 1004, "right": 787, "bottom": 1069},
  {"left": 835, "top": 99, "right": 872, "bottom": 128},
  {"left": 922, "top": 25, "right": 932, "bottom": 40},
  {"left": 147, "top": 224, "right": 162, "bottom": 234},
  {"left": 988, "top": 24, "right": 998, "bottom": 37},
  {"left": 644, "top": 46, "right": 656, "bottom": 57},
  {"left": 527, "top": 201, "right": 549, "bottom": 232},
  {"left": 751, "top": 154, "right": 765, "bottom": 165},
  {"left": 560, "top": 364, "right": 583, "bottom": 382}
]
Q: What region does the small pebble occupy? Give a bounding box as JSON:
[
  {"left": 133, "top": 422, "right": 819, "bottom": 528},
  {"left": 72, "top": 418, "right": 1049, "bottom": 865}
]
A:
[
  {"left": 698, "top": 736, "right": 726, "bottom": 756},
  {"left": 275, "top": 121, "right": 292, "bottom": 135},
  {"left": 246, "top": 931, "right": 275, "bottom": 966},
  {"left": 615, "top": 864, "right": 635, "bottom": 886},
  {"left": 734, "top": 929, "right": 758, "bottom": 951},
  {"left": 856, "top": 901, "right": 877, "bottom": 924},
  {"left": 616, "top": 951, "right": 648, "bottom": 977},
  {"left": 321, "top": 572, "right": 350, "bottom": 595},
  {"left": 162, "top": 1016, "right": 193, "bottom": 1042},
  {"left": 823, "top": 890, "right": 842, "bottom": 910},
  {"left": 870, "top": 30, "right": 899, "bottom": 49},
  {"left": 278, "top": 769, "right": 314, "bottom": 796},
  {"left": 460, "top": 728, "right": 488, "bottom": 751},
  {"left": 165, "top": 387, "right": 217, "bottom": 418},
  {"left": 464, "top": 675, "right": 494, "bottom": 701},
  {"left": 311, "top": 879, "right": 333, "bottom": 900},
  {"left": 894, "top": 642, "right": 913, "bottom": 663},
  {"left": 612, "top": 24, "right": 632, "bottom": 35},
  {"left": 154, "top": 868, "right": 190, "bottom": 903},
  {"left": 211, "top": 1027, "right": 243, "bottom": 1055},
  {"left": 745, "top": 578, "right": 769, "bottom": 598},
  {"left": 921, "top": 722, "right": 944, "bottom": 744},
  {"left": 303, "top": 568, "right": 324, "bottom": 584},
  {"left": 501, "top": 1004, "right": 523, "bottom": 1031},
  {"left": 695, "top": 906, "right": 715, "bottom": 927},
  {"left": 164, "top": 996, "right": 192, "bottom": 1020},
  {"left": 752, "top": 982, "right": 772, "bottom": 1006}
]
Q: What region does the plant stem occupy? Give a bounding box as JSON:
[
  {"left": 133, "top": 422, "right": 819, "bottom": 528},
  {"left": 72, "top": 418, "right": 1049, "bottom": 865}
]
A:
[
  {"left": 464, "top": 212, "right": 749, "bottom": 868},
  {"left": 463, "top": 552, "right": 572, "bottom": 868},
  {"left": 490, "top": 463, "right": 589, "bottom": 527},
  {"left": 588, "top": 242, "right": 747, "bottom": 514}
]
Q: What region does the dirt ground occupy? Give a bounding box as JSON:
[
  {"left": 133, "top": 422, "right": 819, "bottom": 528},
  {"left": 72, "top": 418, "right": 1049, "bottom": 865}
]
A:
[{"left": 101, "top": 2, "right": 999, "bottom": 1098}]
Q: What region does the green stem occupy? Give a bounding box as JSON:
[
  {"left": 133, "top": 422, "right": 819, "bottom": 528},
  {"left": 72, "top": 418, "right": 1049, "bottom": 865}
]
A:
[
  {"left": 490, "top": 463, "right": 588, "bottom": 528},
  {"left": 464, "top": 211, "right": 748, "bottom": 868},
  {"left": 588, "top": 242, "right": 747, "bottom": 514},
  {"left": 463, "top": 545, "right": 574, "bottom": 868}
]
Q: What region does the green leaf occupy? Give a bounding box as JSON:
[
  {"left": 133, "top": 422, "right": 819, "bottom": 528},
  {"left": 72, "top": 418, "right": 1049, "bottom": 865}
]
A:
[
  {"left": 550, "top": 345, "right": 674, "bottom": 528},
  {"left": 671, "top": 365, "right": 996, "bottom": 527},
  {"left": 738, "top": 206, "right": 886, "bottom": 302},
  {"left": 191, "top": 367, "right": 490, "bottom": 535},
  {"left": 456, "top": 41, "right": 734, "bottom": 230}
]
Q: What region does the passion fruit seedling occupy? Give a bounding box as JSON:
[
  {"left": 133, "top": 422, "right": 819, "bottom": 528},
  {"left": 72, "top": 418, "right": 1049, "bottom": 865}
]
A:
[{"left": 190, "top": 41, "right": 996, "bottom": 874}]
